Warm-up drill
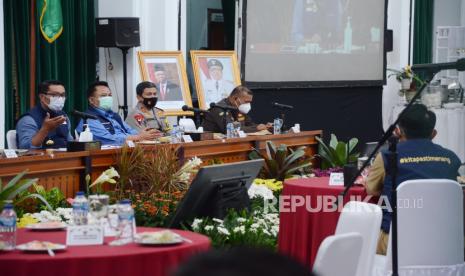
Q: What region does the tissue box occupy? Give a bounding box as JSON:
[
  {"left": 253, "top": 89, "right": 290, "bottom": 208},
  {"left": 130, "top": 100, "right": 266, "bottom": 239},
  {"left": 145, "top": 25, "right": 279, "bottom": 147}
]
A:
[
  {"left": 67, "top": 141, "right": 101, "bottom": 152},
  {"left": 185, "top": 132, "right": 214, "bottom": 141}
]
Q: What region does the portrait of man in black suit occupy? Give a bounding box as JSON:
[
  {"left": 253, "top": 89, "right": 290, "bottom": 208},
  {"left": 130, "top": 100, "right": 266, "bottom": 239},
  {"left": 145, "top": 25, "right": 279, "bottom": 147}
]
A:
[{"left": 153, "top": 65, "right": 183, "bottom": 101}]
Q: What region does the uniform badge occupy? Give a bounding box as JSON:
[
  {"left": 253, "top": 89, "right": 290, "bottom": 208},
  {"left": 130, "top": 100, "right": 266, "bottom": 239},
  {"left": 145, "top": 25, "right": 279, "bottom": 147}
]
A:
[{"left": 134, "top": 114, "right": 145, "bottom": 126}]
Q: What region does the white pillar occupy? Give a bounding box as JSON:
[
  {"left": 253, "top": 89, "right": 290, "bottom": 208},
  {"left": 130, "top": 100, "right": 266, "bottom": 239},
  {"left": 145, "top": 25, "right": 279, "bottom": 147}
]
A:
[{"left": 382, "top": 0, "right": 412, "bottom": 129}]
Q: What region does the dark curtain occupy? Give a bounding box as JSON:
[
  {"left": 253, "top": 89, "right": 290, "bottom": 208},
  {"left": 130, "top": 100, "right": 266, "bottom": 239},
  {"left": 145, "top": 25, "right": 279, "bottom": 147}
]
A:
[
  {"left": 3, "top": 0, "right": 96, "bottom": 133},
  {"left": 413, "top": 0, "right": 434, "bottom": 64},
  {"left": 221, "top": 0, "right": 236, "bottom": 50},
  {"left": 3, "top": 0, "right": 32, "bottom": 133}
]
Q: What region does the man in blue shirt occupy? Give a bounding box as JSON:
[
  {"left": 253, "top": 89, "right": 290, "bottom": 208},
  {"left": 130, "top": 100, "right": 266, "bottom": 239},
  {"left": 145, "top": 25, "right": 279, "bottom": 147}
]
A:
[
  {"left": 365, "top": 104, "right": 461, "bottom": 255},
  {"left": 76, "top": 81, "right": 160, "bottom": 145},
  {"left": 16, "top": 80, "right": 73, "bottom": 149}
]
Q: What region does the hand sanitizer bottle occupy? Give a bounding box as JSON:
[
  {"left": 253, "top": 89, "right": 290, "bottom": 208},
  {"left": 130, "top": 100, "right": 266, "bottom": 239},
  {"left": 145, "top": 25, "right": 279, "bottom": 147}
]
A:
[{"left": 79, "top": 124, "right": 93, "bottom": 142}]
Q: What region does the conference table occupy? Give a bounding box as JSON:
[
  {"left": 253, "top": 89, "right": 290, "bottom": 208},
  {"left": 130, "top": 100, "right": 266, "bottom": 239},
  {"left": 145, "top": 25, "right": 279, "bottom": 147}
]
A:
[
  {"left": 278, "top": 177, "right": 372, "bottom": 268},
  {"left": 0, "top": 227, "right": 211, "bottom": 276},
  {"left": 0, "top": 130, "right": 321, "bottom": 198}
]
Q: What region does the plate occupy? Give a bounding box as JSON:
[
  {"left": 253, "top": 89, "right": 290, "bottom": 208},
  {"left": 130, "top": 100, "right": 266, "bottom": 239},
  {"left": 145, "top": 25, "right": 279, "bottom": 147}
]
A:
[
  {"left": 25, "top": 221, "right": 67, "bottom": 231},
  {"left": 16, "top": 241, "right": 66, "bottom": 252},
  {"left": 137, "top": 140, "right": 160, "bottom": 145},
  {"left": 135, "top": 231, "right": 184, "bottom": 246}
]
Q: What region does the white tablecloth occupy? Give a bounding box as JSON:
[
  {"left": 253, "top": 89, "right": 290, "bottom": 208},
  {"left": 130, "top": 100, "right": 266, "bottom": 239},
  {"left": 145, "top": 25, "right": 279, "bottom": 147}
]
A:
[{"left": 390, "top": 105, "right": 465, "bottom": 162}]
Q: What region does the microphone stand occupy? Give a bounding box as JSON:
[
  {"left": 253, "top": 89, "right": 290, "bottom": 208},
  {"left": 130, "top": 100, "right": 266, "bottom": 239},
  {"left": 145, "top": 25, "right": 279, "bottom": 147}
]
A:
[{"left": 338, "top": 76, "right": 432, "bottom": 276}]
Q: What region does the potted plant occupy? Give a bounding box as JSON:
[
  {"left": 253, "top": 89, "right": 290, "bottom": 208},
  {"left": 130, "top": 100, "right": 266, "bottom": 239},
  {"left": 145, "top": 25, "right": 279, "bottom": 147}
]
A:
[{"left": 388, "top": 66, "right": 425, "bottom": 103}]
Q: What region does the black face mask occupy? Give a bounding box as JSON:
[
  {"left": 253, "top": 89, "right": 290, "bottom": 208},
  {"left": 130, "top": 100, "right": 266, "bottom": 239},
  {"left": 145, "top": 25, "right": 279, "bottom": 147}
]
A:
[{"left": 143, "top": 97, "right": 158, "bottom": 109}]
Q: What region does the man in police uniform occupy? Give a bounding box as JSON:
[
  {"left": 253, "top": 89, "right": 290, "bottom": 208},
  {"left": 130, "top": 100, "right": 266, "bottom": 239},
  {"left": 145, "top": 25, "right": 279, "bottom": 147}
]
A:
[
  {"left": 126, "top": 81, "right": 169, "bottom": 133},
  {"left": 365, "top": 104, "right": 461, "bottom": 255},
  {"left": 203, "top": 59, "right": 235, "bottom": 106},
  {"left": 202, "top": 85, "right": 272, "bottom": 134}
]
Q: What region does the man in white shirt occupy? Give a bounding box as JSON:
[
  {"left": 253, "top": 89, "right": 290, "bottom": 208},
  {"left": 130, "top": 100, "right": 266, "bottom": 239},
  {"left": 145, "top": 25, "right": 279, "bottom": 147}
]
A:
[{"left": 203, "top": 59, "right": 235, "bottom": 106}]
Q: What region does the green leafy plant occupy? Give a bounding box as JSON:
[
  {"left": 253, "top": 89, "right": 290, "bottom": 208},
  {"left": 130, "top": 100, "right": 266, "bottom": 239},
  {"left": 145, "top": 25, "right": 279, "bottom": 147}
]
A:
[
  {"left": 0, "top": 171, "right": 52, "bottom": 211},
  {"left": 191, "top": 208, "right": 279, "bottom": 250},
  {"left": 249, "top": 141, "right": 312, "bottom": 181},
  {"left": 32, "top": 184, "right": 66, "bottom": 211},
  {"left": 315, "top": 134, "right": 360, "bottom": 169}
]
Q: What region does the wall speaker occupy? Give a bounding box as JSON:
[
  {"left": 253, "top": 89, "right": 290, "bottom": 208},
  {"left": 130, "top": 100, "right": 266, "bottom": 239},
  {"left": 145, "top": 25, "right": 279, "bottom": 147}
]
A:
[
  {"left": 95, "top": 17, "right": 140, "bottom": 48},
  {"left": 385, "top": 29, "right": 393, "bottom": 53}
]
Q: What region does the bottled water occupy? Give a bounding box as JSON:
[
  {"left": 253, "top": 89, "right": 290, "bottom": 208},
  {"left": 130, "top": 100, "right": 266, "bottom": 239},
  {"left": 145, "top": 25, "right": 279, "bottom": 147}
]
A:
[
  {"left": 73, "top": 191, "right": 89, "bottom": 225},
  {"left": 170, "top": 125, "right": 179, "bottom": 143},
  {"left": 116, "top": 199, "right": 134, "bottom": 244},
  {"left": 176, "top": 125, "right": 184, "bottom": 142},
  {"left": 0, "top": 203, "right": 17, "bottom": 250},
  {"left": 226, "top": 122, "right": 234, "bottom": 138}
]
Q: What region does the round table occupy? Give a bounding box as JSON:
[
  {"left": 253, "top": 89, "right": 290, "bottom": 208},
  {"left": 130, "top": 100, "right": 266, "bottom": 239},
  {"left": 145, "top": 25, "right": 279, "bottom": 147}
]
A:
[
  {"left": 0, "top": 227, "right": 211, "bottom": 276},
  {"left": 390, "top": 105, "right": 465, "bottom": 162},
  {"left": 278, "top": 177, "right": 372, "bottom": 268}
]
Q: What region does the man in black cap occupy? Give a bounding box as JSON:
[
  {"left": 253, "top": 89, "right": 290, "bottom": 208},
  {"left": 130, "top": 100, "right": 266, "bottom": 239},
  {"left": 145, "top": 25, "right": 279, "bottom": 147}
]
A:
[
  {"left": 203, "top": 58, "right": 235, "bottom": 106},
  {"left": 154, "top": 65, "right": 183, "bottom": 101}
]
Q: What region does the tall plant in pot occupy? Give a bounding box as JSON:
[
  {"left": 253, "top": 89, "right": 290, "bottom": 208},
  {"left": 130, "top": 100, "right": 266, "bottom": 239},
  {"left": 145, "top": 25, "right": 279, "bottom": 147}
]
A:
[
  {"left": 249, "top": 141, "right": 312, "bottom": 181},
  {"left": 315, "top": 134, "right": 359, "bottom": 170}
]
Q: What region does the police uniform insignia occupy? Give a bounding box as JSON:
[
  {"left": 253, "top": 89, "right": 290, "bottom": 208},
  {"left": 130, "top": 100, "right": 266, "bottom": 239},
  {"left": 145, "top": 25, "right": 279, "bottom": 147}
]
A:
[
  {"left": 237, "top": 114, "right": 245, "bottom": 122},
  {"left": 134, "top": 113, "right": 145, "bottom": 126}
]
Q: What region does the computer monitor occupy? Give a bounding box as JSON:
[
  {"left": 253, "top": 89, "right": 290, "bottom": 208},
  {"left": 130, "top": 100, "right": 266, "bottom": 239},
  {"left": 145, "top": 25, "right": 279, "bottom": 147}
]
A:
[{"left": 169, "top": 159, "right": 264, "bottom": 229}]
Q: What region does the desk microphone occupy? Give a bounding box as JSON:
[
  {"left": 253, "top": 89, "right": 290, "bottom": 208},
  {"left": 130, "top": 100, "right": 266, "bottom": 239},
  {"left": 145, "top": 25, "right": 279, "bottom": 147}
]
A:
[
  {"left": 210, "top": 102, "right": 238, "bottom": 111},
  {"left": 72, "top": 110, "right": 98, "bottom": 120},
  {"left": 182, "top": 105, "right": 209, "bottom": 113},
  {"left": 272, "top": 102, "right": 294, "bottom": 110}
]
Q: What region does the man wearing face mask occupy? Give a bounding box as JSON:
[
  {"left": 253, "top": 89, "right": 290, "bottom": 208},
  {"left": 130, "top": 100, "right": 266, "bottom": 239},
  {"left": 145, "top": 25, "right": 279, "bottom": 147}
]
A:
[
  {"left": 16, "top": 80, "right": 73, "bottom": 149},
  {"left": 202, "top": 85, "right": 272, "bottom": 134},
  {"left": 76, "top": 81, "right": 161, "bottom": 145},
  {"left": 125, "top": 81, "right": 168, "bottom": 132}
]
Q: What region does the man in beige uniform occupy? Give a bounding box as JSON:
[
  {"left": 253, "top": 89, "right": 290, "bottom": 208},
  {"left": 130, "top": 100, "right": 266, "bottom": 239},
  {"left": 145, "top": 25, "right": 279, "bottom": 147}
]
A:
[{"left": 126, "top": 81, "right": 169, "bottom": 133}]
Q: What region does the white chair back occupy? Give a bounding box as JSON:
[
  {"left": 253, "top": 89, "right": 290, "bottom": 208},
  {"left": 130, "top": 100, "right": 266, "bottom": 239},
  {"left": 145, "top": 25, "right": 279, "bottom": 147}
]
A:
[
  {"left": 313, "top": 232, "right": 363, "bottom": 276},
  {"left": 178, "top": 117, "right": 197, "bottom": 132},
  {"left": 395, "top": 179, "right": 464, "bottom": 267},
  {"left": 6, "top": 130, "right": 17, "bottom": 149},
  {"left": 335, "top": 201, "right": 382, "bottom": 276}
]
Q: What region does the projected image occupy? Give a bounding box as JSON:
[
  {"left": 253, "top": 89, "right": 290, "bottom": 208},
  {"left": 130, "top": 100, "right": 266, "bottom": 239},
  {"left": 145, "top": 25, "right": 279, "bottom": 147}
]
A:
[
  {"left": 250, "top": 0, "right": 382, "bottom": 55},
  {"left": 244, "top": 0, "right": 385, "bottom": 83}
]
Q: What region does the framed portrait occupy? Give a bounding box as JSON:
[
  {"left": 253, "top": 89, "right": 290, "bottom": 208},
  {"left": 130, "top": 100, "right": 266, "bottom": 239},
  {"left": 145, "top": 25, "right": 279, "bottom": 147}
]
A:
[
  {"left": 137, "top": 51, "right": 193, "bottom": 116},
  {"left": 190, "top": 51, "right": 241, "bottom": 110}
]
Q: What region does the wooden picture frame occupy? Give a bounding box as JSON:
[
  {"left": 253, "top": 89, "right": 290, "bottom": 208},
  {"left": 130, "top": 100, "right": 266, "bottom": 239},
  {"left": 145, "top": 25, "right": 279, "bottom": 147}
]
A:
[
  {"left": 137, "top": 51, "right": 193, "bottom": 116},
  {"left": 190, "top": 50, "right": 241, "bottom": 110}
]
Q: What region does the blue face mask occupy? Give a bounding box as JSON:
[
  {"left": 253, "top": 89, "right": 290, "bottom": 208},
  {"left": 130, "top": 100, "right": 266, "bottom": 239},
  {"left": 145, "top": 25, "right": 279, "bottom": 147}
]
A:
[{"left": 99, "top": 96, "right": 113, "bottom": 110}]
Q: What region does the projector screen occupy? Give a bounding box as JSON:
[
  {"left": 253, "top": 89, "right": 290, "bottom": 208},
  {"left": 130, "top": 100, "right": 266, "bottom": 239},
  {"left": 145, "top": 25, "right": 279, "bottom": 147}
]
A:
[{"left": 242, "top": 0, "right": 386, "bottom": 86}]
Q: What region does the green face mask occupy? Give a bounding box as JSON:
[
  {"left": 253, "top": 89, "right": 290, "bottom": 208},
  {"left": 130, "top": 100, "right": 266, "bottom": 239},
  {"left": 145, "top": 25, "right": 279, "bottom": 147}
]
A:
[{"left": 99, "top": 96, "right": 113, "bottom": 110}]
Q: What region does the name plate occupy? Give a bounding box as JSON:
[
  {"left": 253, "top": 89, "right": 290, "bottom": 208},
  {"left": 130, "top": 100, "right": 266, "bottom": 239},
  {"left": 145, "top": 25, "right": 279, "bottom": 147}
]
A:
[
  {"left": 329, "top": 172, "right": 344, "bottom": 186},
  {"left": 182, "top": 135, "right": 193, "bottom": 143},
  {"left": 66, "top": 225, "right": 104, "bottom": 246},
  {"left": 3, "top": 149, "right": 18, "bottom": 158}
]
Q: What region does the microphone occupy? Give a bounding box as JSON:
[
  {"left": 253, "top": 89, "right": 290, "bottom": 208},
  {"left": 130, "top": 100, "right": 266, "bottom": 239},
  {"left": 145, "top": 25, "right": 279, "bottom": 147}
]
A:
[
  {"left": 272, "top": 102, "right": 294, "bottom": 110},
  {"left": 72, "top": 110, "right": 98, "bottom": 120},
  {"left": 182, "top": 105, "right": 209, "bottom": 113},
  {"left": 411, "top": 58, "right": 465, "bottom": 73},
  {"left": 210, "top": 102, "right": 238, "bottom": 111}
]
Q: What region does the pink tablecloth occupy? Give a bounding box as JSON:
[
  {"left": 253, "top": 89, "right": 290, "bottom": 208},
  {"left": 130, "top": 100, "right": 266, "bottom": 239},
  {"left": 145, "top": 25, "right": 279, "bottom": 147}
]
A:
[
  {"left": 0, "top": 227, "right": 210, "bottom": 276},
  {"left": 278, "top": 177, "right": 372, "bottom": 268}
]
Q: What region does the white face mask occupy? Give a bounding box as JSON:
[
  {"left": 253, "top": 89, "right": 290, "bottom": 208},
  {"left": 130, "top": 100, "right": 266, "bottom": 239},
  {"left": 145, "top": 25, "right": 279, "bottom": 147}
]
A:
[
  {"left": 48, "top": 96, "right": 66, "bottom": 111},
  {"left": 238, "top": 103, "right": 251, "bottom": 114}
]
